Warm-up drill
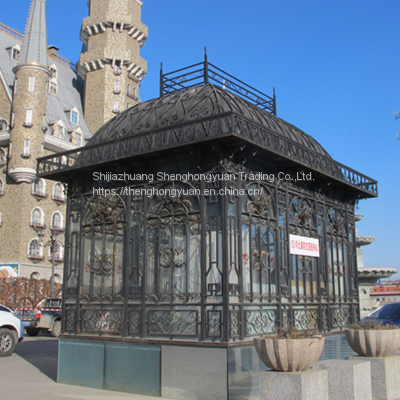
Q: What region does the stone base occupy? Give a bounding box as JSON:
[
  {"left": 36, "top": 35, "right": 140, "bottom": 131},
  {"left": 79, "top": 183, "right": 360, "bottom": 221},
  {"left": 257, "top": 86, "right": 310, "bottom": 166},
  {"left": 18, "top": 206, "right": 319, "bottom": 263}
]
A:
[
  {"left": 316, "top": 359, "right": 371, "bottom": 400},
  {"left": 349, "top": 355, "right": 400, "bottom": 400},
  {"left": 259, "top": 369, "right": 328, "bottom": 400}
]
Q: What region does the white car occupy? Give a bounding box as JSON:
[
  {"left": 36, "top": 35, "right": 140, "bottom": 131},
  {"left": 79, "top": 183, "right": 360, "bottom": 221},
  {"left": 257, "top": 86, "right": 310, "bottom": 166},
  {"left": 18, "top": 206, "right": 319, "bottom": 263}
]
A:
[{"left": 0, "top": 305, "right": 24, "bottom": 357}]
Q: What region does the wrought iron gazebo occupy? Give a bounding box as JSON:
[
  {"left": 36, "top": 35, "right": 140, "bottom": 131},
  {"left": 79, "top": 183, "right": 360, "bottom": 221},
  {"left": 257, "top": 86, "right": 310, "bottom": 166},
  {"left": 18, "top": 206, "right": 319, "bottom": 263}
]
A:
[{"left": 37, "top": 58, "right": 377, "bottom": 399}]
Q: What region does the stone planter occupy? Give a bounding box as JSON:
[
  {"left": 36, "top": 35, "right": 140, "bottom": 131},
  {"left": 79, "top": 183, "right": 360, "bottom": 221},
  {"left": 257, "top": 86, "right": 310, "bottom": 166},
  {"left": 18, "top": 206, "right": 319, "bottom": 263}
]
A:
[
  {"left": 345, "top": 329, "right": 400, "bottom": 357},
  {"left": 253, "top": 336, "right": 325, "bottom": 372}
]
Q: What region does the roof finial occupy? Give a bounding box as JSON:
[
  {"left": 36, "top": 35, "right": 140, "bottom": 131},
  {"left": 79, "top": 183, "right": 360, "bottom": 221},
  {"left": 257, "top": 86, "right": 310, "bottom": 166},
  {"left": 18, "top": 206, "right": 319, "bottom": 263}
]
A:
[{"left": 19, "top": 0, "right": 48, "bottom": 66}]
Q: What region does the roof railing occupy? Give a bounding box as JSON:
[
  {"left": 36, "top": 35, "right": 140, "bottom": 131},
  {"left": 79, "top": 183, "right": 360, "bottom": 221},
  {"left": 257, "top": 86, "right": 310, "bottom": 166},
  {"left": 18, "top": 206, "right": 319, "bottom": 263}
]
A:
[{"left": 160, "top": 48, "right": 277, "bottom": 115}]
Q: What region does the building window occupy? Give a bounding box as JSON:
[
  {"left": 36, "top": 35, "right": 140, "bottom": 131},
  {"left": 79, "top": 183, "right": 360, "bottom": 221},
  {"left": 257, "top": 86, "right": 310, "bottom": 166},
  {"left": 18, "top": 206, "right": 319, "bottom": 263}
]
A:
[
  {"left": 28, "top": 239, "right": 43, "bottom": 259},
  {"left": 49, "top": 64, "right": 58, "bottom": 79},
  {"left": 31, "top": 207, "right": 44, "bottom": 227},
  {"left": 71, "top": 111, "right": 78, "bottom": 125},
  {"left": 28, "top": 76, "right": 35, "bottom": 92},
  {"left": 11, "top": 46, "right": 20, "bottom": 62},
  {"left": 0, "top": 119, "right": 8, "bottom": 132},
  {"left": 127, "top": 84, "right": 137, "bottom": 100},
  {"left": 114, "top": 81, "right": 120, "bottom": 94},
  {"left": 23, "top": 139, "right": 30, "bottom": 157},
  {"left": 53, "top": 274, "right": 62, "bottom": 284},
  {"left": 25, "top": 110, "right": 33, "bottom": 126},
  {"left": 0, "top": 148, "right": 6, "bottom": 165},
  {"left": 49, "top": 80, "right": 58, "bottom": 96},
  {"left": 75, "top": 132, "right": 82, "bottom": 146},
  {"left": 0, "top": 211, "right": 2, "bottom": 227},
  {"left": 14, "top": 78, "right": 17, "bottom": 94},
  {"left": 57, "top": 123, "right": 64, "bottom": 138},
  {"left": 113, "top": 100, "right": 119, "bottom": 113},
  {"left": 32, "top": 178, "right": 46, "bottom": 197},
  {"left": 30, "top": 272, "right": 40, "bottom": 280},
  {"left": 53, "top": 183, "right": 65, "bottom": 201},
  {"left": 0, "top": 179, "right": 3, "bottom": 195},
  {"left": 51, "top": 212, "right": 64, "bottom": 231},
  {"left": 114, "top": 66, "right": 121, "bottom": 75}
]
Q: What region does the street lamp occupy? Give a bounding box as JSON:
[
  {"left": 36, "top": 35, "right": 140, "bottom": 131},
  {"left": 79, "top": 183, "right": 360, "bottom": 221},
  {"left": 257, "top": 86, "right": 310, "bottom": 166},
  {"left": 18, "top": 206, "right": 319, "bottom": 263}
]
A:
[{"left": 38, "top": 229, "right": 60, "bottom": 298}]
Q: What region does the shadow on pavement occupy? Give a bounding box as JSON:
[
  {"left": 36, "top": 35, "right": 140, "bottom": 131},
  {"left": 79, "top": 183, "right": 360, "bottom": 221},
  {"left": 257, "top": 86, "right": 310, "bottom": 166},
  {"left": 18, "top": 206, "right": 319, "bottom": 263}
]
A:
[{"left": 15, "top": 334, "right": 58, "bottom": 382}]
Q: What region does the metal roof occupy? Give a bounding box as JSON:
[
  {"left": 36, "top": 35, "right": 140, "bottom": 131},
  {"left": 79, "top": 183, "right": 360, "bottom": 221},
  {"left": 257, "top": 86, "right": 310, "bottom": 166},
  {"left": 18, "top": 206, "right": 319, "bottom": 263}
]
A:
[
  {"left": 19, "top": 0, "right": 48, "bottom": 66},
  {"left": 88, "top": 83, "right": 330, "bottom": 157},
  {"left": 37, "top": 83, "right": 378, "bottom": 198}
]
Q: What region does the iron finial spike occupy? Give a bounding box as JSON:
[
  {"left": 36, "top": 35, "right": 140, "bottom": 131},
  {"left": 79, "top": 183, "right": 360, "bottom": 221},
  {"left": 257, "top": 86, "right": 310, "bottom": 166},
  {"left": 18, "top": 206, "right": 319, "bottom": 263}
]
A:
[
  {"left": 204, "top": 47, "right": 208, "bottom": 84},
  {"left": 160, "top": 61, "right": 164, "bottom": 98}
]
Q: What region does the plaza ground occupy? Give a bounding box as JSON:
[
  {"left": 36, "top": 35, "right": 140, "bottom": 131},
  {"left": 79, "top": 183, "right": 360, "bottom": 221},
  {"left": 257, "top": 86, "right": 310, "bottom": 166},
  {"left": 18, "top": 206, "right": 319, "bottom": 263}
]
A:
[{"left": 0, "top": 333, "right": 176, "bottom": 400}]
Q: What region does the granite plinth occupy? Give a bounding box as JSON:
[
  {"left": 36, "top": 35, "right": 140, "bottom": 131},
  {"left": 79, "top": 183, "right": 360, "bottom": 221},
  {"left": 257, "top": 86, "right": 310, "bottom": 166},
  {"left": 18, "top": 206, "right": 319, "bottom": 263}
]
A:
[
  {"left": 349, "top": 354, "right": 400, "bottom": 400},
  {"left": 315, "top": 359, "right": 371, "bottom": 400},
  {"left": 259, "top": 369, "right": 328, "bottom": 400}
]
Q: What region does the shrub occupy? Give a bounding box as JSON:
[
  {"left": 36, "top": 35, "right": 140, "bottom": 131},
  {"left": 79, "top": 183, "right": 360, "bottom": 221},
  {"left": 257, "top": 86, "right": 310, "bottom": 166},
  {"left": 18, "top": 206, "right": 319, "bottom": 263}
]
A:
[
  {"left": 263, "top": 326, "right": 318, "bottom": 339},
  {"left": 350, "top": 321, "right": 399, "bottom": 330}
]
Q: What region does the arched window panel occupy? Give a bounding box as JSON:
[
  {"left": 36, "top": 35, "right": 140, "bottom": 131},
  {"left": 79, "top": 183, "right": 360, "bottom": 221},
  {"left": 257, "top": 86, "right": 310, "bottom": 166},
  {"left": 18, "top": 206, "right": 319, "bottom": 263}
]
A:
[
  {"left": 205, "top": 181, "right": 223, "bottom": 302},
  {"left": 32, "top": 178, "right": 46, "bottom": 197},
  {"left": 30, "top": 272, "right": 40, "bottom": 280},
  {"left": 53, "top": 182, "right": 65, "bottom": 201},
  {"left": 128, "top": 194, "right": 144, "bottom": 302},
  {"left": 241, "top": 183, "right": 277, "bottom": 303},
  {"left": 0, "top": 148, "right": 6, "bottom": 165},
  {"left": 146, "top": 182, "right": 201, "bottom": 304},
  {"left": 288, "top": 196, "right": 320, "bottom": 303},
  {"left": 51, "top": 211, "right": 64, "bottom": 231},
  {"left": 31, "top": 207, "right": 44, "bottom": 227},
  {"left": 28, "top": 238, "right": 43, "bottom": 259},
  {"left": 0, "top": 178, "right": 4, "bottom": 195},
  {"left": 289, "top": 197, "right": 316, "bottom": 236},
  {"left": 326, "top": 208, "right": 351, "bottom": 301},
  {"left": 81, "top": 195, "right": 126, "bottom": 304}
]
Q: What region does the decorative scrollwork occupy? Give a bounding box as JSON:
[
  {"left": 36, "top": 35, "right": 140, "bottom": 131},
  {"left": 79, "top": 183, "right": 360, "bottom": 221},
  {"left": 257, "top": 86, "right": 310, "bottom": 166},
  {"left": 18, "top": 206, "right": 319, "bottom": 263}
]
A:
[
  {"left": 230, "top": 310, "right": 239, "bottom": 338},
  {"left": 81, "top": 309, "right": 122, "bottom": 333},
  {"left": 331, "top": 307, "right": 351, "bottom": 328},
  {"left": 148, "top": 310, "right": 197, "bottom": 336},
  {"left": 290, "top": 198, "right": 315, "bottom": 235},
  {"left": 159, "top": 247, "right": 185, "bottom": 268},
  {"left": 293, "top": 309, "right": 318, "bottom": 330},
  {"left": 246, "top": 193, "right": 274, "bottom": 220},
  {"left": 207, "top": 310, "right": 221, "bottom": 338},
  {"left": 128, "top": 310, "right": 141, "bottom": 337},
  {"left": 83, "top": 195, "right": 126, "bottom": 234},
  {"left": 91, "top": 253, "right": 114, "bottom": 275},
  {"left": 66, "top": 308, "right": 75, "bottom": 332},
  {"left": 252, "top": 250, "right": 270, "bottom": 270},
  {"left": 299, "top": 256, "right": 313, "bottom": 274},
  {"left": 334, "top": 260, "right": 347, "bottom": 276},
  {"left": 245, "top": 310, "right": 276, "bottom": 335},
  {"left": 328, "top": 210, "right": 347, "bottom": 237}
]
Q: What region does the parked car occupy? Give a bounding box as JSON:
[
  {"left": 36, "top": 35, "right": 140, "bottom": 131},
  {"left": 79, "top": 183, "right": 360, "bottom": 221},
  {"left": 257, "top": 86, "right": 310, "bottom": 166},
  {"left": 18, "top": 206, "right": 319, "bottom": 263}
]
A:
[
  {"left": 0, "top": 304, "right": 24, "bottom": 357},
  {"left": 363, "top": 302, "right": 400, "bottom": 326}
]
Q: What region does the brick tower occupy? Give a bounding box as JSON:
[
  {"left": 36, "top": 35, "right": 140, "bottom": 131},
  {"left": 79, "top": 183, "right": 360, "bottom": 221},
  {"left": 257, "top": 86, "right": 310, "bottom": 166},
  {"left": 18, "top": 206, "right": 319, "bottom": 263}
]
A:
[
  {"left": 79, "top": 0, "right": 148, "bottom": 134},
  {"left": 8, "top": 0, "right": 51, "bottom": 183}
]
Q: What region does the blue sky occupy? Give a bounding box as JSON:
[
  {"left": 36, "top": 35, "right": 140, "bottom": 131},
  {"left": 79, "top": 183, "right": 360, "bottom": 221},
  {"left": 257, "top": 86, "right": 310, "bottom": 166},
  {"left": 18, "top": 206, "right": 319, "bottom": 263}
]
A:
[{"left": 2, "top": 1, "right": 400, "bottom": 276}]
